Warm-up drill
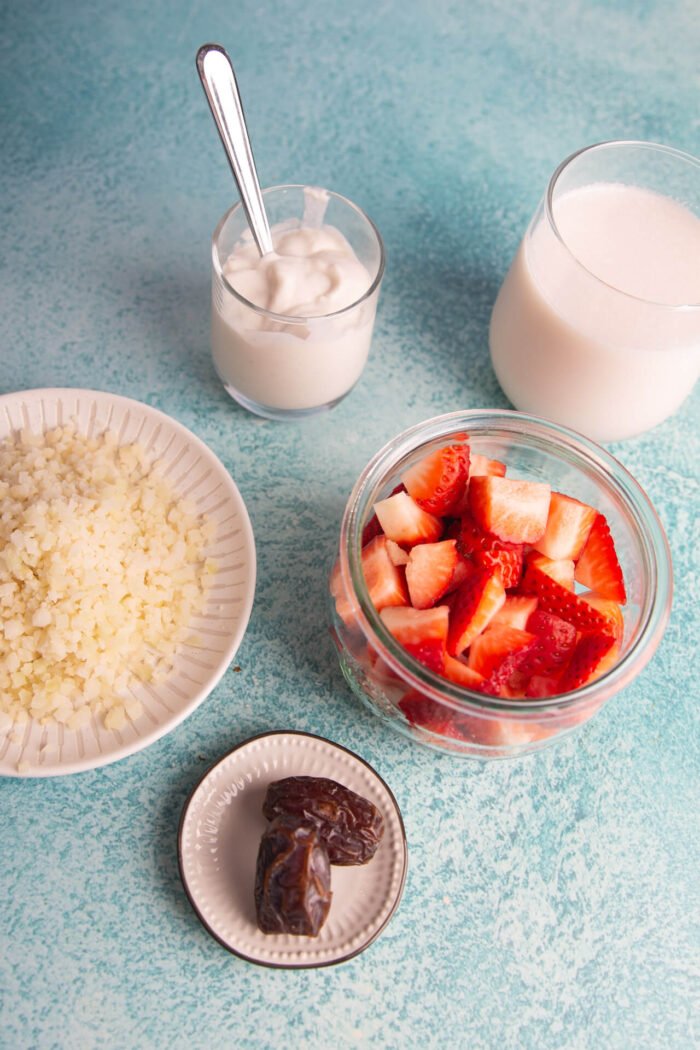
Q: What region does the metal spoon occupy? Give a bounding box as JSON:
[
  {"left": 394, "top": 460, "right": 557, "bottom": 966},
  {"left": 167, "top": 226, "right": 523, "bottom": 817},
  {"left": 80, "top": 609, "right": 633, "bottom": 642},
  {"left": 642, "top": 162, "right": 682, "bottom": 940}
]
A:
[{"left": 196, "top": 43, "right": 274, "bottom": 257}]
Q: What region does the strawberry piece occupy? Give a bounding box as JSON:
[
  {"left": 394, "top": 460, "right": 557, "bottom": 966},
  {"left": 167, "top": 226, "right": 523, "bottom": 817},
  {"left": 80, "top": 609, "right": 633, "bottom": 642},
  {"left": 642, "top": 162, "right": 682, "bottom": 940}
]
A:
[
  {"left": 478, "top": 546, "right": 524, "bottom": 589},
  {"left": 405, "top": 539, "right": 460, "bottom": 609},
  {"left": 520, "top": 564, "right": 612, "bottom": 633},
  {"left": 361, "top": 535, "right": 409, "bottom": 613},
  {"left": 402, "top": 443, "right": 470, "bottom": 516},
  {"left": 361, "top": 483, "right": 405, "bottom": 546},
  {"left": 478, "top": 613, "right": 575, "bottom": 697},
  {"left": 532, "top": 491, "right": 596, "bottom": 561},
  {"left": 467, "top": 623, "right": 535, "bottom": 678},
  {"left": 404, "top": 638, "right": 445, "bottom": 675},
  {"left": 525, "top": 551, "right": 575, "bottom": 590},
  {"left": 575, "top": 513, "right": 627, "bottom": 603},
  {"left": 525, "top": 674, "right": 563, "bottom": 699},
  {"left": 558, "top": 632, "right": 618, "bottom": 692},
  {"left": 374, "top": 491, "right": 443, "bottom": 547},
  {"left": 469, "top": 454, "right": 506, "bottom": 478},
  {"left": 446, "top": 569, "right": 506, "bottom": 656},
  {"left": 442, "top": 654, "right": 485, "bottom": 690},
  {"left": 386, "top": 539, "right": 409, "bottom": 566},
  {"left": 580, "top": 591, "right": 624, "bottom": 641},
  {"left": 492, "top": 595, "right": 538, "bottom": 630},
  {"left": 381, "top": 604, "right": 449, "bottom": 649},
  {"left": 399, "top": 691, "right": 453, "bottom": 736},
  {"left": 468, "top": 476, "right": 551, "bottom": 544},
  {"left": 458, "top": 515, "right": 524, "bottom": 588}
]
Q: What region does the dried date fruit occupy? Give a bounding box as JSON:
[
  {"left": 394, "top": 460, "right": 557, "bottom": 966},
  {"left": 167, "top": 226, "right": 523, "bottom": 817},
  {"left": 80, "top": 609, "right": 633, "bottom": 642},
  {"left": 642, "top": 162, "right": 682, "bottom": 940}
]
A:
[
  {"left": 254, "top": 817, "right": 332, "bottom": 936},
  {"left": 263, "top": 776, "right": 384, "bottom": 866}
]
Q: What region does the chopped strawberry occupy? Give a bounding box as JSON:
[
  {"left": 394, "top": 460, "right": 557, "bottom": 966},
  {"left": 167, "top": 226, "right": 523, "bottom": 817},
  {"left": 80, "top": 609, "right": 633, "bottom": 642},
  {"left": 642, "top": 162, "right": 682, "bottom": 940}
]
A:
[
  {"left": 399, "top": 691, "right": 453, "bottom": 736},
  {"left": 446, "top": 568, "right": 506, "bottom": 656},
  {"left": 492, "top": 595, "right": 538, "bottom": 630},
  {"left": 404, "top": 638, "right": 445, "bottom": 674},
  {"left": 361, "top": 483, "right": 405, "bottom": 546},
  {"left": 575, "top": 513, "right": 627, "bottom": 603},
  {"left": 444, "top": 550, "right": 472, "bottom": 594},
  {"left": 468, "top": 476, "right": 551, "bottom": 544},
  {"left": 386, "top": 539, "right": 409, "bottom": 566},
  {"left": 458, "top": 515, "right": 524, "bottom": 588},
  {"left": 374, "top": 491, "right": 442, "bottom": 547},
  {"left": 478, "top": 612, "right": 575, "bottom": 697},
  {"left": 380, "top": 604, "right": 449, "bottom": 647},
  {"left": 520, "top": 564, "right": 612, "bottom": 633},
  {"left": 532, "top": 491, "right": 596, "bottom": 561},
  {"left": 580, "top": 591, "right": 624, "bottom": 641},
  {"left": 467, "top": 623, "right": 535, "bottom": 678},
  {"left": 361, "top": 535, "right": 409, "bottom": 613},
  {"left": 469, "top": 454, "right": 506, "bottom": 478},
  {"left": 525, "top": 674, "right": 564, "bottom": 699},
  {"left": 558, "top": 632, "right": 618, "bottom": 692},
  {"left": 525, "top": 551, "right": 575, "bottom": 590},
  {"left": 405, "top": 539, "right": 460, "bottom": 609},
  {"left": 402, "top": 443, "right": 470, "bottom": 516},
  {"left": 442, "top": 654, "right": 485, "bottom": 689}
]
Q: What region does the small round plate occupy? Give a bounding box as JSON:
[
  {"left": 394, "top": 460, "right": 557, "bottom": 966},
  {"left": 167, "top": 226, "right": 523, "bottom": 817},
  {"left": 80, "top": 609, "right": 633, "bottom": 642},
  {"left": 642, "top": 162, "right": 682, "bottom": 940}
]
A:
[
  {"left": 0, "top": 388, "right": 256, "bottom": 777},
  {"left": 178, "top": 731, "right": 408, "bottom": 968}
]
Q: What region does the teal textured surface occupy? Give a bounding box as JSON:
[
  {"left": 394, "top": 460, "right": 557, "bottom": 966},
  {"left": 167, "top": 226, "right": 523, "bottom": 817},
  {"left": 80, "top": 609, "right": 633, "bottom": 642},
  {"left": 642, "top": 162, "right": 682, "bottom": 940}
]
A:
[{"left": 1, "top": 1, "right": 698, "bottom": 1047}]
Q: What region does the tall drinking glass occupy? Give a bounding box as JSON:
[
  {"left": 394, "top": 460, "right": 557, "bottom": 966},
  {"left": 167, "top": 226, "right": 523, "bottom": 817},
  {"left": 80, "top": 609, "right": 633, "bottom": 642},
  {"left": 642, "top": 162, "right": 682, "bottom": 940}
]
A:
[{"left": 489, "top": 141, "right": 700, "bottom": 442}]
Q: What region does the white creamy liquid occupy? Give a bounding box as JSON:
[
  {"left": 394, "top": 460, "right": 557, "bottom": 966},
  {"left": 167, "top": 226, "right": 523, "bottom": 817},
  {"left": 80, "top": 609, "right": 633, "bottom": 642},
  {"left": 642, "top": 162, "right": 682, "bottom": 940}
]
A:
[
  {"left": 489, "top": 183, "right": 700, "bottom": 441},
  {"left": 212, "top": 220, "right": 376, "bottom": 413}
]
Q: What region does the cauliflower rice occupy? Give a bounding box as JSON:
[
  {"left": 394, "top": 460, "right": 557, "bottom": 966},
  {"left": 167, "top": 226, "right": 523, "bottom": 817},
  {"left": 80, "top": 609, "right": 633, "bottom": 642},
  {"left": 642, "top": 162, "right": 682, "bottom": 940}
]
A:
[{"left": 0, "top": 425, "right": 216, "bottom": 732}]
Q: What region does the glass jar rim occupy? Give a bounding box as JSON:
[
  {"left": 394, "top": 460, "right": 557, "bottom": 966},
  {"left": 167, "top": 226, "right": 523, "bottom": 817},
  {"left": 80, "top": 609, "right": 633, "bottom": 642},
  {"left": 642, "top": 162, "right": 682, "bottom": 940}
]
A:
[
  {"left": 211, "top": 183, "right": 386, "bottom": 324},
  {"left": 543, "top": 139, "right": 700, "bottom": 311},
  {"left": 340, "top": 409, "right": 673, "bottom": 715}
]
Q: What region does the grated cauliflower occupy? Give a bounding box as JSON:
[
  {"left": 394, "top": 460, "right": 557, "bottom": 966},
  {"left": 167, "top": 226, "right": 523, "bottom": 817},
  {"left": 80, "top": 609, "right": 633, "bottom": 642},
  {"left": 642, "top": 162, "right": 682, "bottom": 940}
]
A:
[{"left": 0, "top": 425, "right": 216, "bottom": 731}]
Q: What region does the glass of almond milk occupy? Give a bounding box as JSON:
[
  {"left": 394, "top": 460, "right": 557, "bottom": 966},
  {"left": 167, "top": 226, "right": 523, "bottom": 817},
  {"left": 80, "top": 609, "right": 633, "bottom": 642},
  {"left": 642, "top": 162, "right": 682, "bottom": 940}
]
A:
[
  {"left": 489, "top": 141, "right": 700, "bottom": 442},
  {"left": 211, "top": 185, "right": 385, "bottom": 420}
]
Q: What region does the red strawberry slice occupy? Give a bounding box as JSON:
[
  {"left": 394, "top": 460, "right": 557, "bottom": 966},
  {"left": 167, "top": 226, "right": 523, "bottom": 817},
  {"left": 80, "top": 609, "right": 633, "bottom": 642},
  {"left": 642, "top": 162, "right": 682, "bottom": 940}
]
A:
[
  {"left": 386, "top": 539, "right": 409, "bottom": 566},
  {"left": 575, "top": 513, "right": 627, "bottom": 603},
  {"left": 399, "top": 691, "right": 453, "bottom": 736},
  {"left": 525, "top": 551, "right": 575, "bottom": 590},
  {"left": 374, "top": 491, "right": 442, "bottom": 547},
  {"left": 492, "top": 595, "right": 538, "bottom": 630},
  {"left": 469, "top": 476, "right": 551, "bottom": 544},
  {"left": 520, "top": 564, "right": 612, "bottom": 633},
  {"left": 381, "top": 604, "right": 449, "bottom": 651},
  {"left": 468, "top": 623, "right": 535, "bottom": 678},
  {"left": 402, "top": 443, "right": 470, "bottom": 516},
  {"left": 525, "top": 674, "right": 564, "bottom": 699},
  {"left": 442, "top": 654, "right": 485, "bottom": 689},
  {"left": 446, "top": 568, "right": 506, "bottom": 656},
  {"left": 558, "top": 632, "right": 618, "bottom": 692},
  {"left": 478, "top": 613, "right": 575, "bottom": 697},
  {"left": 404, "top": 638, "right": 445, "bottom": 674},
  {"left": 361, "top": 483, "right": 405, "bottom": 546},
  {"left": 405, "top": 539, "right": 460, "bottom": 609},
  {"left": 469, "top": 454, "right": 506, "bottom": 478},
  {"left": 532, "top": 491, "right": 596, "bottom": 561},
  {"left": 361, "top": 535, "right": 409, "bottom": 613},
  {"left": 580, "top": 591, "right": 624, "bottom": 641},
  {"left": 458, "top": 515, "right": 524, "bottom": 588}
]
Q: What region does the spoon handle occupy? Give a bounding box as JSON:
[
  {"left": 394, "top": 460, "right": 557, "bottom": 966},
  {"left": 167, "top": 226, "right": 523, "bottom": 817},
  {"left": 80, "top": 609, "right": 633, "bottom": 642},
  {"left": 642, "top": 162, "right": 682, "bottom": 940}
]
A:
[{"left": 196, "top": 43, "right": 274, "bottom": 256}]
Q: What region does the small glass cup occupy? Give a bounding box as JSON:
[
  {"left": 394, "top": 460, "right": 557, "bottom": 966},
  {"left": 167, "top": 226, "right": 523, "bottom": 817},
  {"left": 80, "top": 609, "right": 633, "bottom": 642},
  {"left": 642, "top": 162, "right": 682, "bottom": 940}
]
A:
[
  {"left": 329, "top": 410, "right": 673, "bottom": 760},
  {"left": 211, "top": 184, "right": 385, "bottom": 421},
  {"left": 489, "top": 141, "right": 700, "bottom": 442}
]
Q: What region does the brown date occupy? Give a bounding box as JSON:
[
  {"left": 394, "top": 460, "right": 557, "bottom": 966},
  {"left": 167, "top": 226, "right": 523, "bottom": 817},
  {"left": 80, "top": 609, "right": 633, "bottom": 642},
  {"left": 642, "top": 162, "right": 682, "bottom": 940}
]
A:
[
  {"left": 263, "top": 776, "right": 384, "bottom": 866},
  {"left": 254, "top": 817, "right": 332, "bottom": 936}
]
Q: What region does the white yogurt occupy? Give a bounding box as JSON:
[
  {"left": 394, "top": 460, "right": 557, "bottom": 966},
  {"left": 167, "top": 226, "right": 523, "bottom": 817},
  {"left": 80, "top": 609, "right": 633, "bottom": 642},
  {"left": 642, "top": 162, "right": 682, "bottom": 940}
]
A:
[
  {"left": 211, "top": 195, "right": 380, "bottom": 415},
  {"left": 489, "top": 182, "right": 700, "bottom": 441}
]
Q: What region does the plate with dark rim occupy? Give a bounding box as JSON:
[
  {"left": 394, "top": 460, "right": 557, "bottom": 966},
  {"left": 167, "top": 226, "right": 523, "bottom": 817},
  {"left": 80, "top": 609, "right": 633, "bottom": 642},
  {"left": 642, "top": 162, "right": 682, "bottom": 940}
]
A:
[{"left": 178, "top": 730, "right": 408, "bottom": 968}]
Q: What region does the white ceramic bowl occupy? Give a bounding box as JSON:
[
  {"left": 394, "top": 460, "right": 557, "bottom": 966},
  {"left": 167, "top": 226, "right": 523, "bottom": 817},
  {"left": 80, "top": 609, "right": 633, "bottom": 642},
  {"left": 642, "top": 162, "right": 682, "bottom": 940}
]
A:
[{"left": 0, "top": 388, "right": 256, "bottom": 777}]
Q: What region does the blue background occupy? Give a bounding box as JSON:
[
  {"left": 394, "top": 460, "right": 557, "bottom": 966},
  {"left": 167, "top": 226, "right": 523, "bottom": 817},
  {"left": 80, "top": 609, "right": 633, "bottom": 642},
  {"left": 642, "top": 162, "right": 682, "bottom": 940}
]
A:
[{"left": 1, "top": 1, "right": 698, "bottom": 1047}]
